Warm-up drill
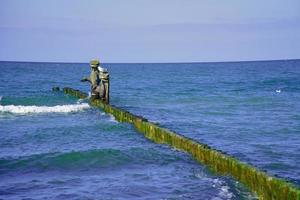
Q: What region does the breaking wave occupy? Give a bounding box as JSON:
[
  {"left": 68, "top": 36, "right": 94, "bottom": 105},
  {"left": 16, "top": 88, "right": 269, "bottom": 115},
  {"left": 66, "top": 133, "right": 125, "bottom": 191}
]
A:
[
  {"left": 0, "top": 103, "right": 90, "bottom": 114},
  {"left": 0, "top": 148, "right": 182, "bottom": 172}
]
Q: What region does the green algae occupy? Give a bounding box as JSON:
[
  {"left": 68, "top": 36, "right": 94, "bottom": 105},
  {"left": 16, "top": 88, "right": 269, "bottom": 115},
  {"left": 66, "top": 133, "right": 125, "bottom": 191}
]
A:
[
  {"left": 63, "top": 87, "right": 300, "bottom": 200},
  {"left": 63, "top": 87, "right": 88, "bottom": 99}
]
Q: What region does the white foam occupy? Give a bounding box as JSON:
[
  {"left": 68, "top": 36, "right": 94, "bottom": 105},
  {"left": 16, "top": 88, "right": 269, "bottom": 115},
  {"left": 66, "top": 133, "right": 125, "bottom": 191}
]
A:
[
  {"left": 76, "top": 99, "right": 84, "bottom": 104},
  {"left": 276, "top": 89, "right": 281, "bottom": 93},
  {"left": 219, "top": 186, "right": 233, "bottom": 199},
  {"left": 210, "top": 179, "right": 234, "bottom": 200},
  {"left": 108, "top": 114, "right": 117, "bottom": 122},
  {"left": 0, "top": 103, "right": 90, "bottom": 114}
]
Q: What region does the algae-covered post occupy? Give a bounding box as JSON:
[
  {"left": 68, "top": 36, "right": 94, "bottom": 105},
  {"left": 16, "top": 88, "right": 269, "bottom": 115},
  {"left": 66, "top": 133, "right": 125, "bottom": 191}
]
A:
[
  {"left": 63, "top": 87, "right": 300, "bottom": 200},
  {"left": 63, "top": 59, "right": 300, "bottom": 200},
  {"left": 81, "top": 59, "right": 109, "bottom": 103}
]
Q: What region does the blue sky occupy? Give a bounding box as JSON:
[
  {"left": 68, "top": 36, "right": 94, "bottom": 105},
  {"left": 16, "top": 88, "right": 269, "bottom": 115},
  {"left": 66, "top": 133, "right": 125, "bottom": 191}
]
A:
[{"left": 0, "top": 0, "right": 299, "bottom": 63}]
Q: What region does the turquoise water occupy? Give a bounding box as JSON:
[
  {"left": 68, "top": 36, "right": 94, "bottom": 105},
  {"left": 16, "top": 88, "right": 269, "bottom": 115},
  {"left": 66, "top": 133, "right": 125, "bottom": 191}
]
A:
[{"left": 0, "top": 60, "right": 299, "bottom": 199}]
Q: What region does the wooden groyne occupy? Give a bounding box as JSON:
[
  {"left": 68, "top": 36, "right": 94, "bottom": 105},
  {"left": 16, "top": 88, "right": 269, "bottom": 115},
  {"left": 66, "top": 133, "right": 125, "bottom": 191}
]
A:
[{"left": 63, "top": 87, "right": 300, "bottom": 200}]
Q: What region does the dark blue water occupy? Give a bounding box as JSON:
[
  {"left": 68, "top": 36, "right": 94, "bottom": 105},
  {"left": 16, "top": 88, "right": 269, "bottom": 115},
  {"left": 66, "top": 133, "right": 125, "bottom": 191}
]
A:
[
  {"left": 109, "top": 60, "right": 300, "bottom": 185},
  {"left": 0, "top": 60, "right": 299, "bottom": 199}
]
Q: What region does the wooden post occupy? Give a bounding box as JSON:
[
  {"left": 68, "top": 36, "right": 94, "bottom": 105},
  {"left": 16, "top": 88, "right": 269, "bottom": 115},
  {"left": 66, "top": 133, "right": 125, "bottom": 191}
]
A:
[
  {"left": 99, "top": 68, "right": 109, "bottom": 104},
  {"left": 63, "top": 87, "right": 300, "bottom": 200}
]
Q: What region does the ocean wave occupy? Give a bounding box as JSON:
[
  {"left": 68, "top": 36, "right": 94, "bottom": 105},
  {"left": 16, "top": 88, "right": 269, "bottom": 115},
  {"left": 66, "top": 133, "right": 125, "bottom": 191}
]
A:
[
  {"left": 0, "top": 103, "right": 90, "bottom": 114},
  {"left": 0, "top": 149, "right": 129, "bottom": 173},
  {"left": 0, "top": 148, "right": 182, "bottom": 172}
]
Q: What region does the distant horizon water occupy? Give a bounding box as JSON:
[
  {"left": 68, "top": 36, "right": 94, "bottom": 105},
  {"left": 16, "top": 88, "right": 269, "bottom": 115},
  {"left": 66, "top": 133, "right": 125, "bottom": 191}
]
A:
[{"left": 1, "top": 58, "right": 300, "bottom": 65}]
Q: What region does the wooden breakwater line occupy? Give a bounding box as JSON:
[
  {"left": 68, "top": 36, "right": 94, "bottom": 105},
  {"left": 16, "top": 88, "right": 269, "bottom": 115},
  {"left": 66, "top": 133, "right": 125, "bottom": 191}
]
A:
[{"left": 63, "top": 87, "right": 300, "bottom": 200}]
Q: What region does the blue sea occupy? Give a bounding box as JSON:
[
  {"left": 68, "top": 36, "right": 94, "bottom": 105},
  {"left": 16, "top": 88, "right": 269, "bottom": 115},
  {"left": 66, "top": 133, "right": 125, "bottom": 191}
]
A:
[{"left": 0, "top": 60, "right": 299, "bottom": 199}]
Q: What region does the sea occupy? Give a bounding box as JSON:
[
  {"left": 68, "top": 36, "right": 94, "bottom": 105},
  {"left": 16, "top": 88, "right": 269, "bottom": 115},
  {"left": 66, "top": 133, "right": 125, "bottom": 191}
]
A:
[{"left": 0, "top": 60, "right": 299, "bottom": 199}]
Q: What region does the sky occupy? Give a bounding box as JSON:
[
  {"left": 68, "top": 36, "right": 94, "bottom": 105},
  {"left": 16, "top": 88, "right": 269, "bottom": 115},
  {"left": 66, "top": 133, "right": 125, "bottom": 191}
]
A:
[{"left": 0, "top": 0, "right": 300, "bottom": 63}]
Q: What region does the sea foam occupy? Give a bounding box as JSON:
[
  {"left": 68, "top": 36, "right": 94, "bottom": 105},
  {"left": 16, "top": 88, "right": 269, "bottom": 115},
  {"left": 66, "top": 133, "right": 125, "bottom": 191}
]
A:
[{"left": 0, "top": 103, "right": 90, "bottom": 114}]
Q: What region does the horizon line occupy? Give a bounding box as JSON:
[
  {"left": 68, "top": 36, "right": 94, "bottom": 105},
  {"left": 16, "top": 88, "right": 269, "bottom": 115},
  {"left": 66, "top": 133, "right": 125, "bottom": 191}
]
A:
[{"left": 0, "top": 58, "right": 299, "bottom": 65}]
